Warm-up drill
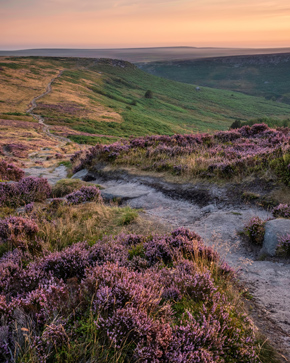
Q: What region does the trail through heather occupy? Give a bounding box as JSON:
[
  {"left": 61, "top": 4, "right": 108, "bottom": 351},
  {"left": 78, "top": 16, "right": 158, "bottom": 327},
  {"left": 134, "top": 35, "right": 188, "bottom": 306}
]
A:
[{"left": 83, "top": 171, "right": 290, "bottom": 360}]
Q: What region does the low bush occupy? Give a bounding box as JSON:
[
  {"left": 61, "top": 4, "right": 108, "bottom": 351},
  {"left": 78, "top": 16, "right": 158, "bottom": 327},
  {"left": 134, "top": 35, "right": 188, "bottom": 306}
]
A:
[
  {"left": 277, "top": 234, "right": 290, "bottom": 255},
  {"left": 272, "top": 203, "right": 290, "bottom": 218},
  {"left": 0, "top": 177, "right": 51, "bottom": 207},
  {"left": 0, "top": 216, "right": 39, "bottom": 256},
  {"left": 66, "top": 185, "right": 102, "bottom": 205},
  {"left": 0, "top": 159, "right": 24, "bottom": 181},
  {"left": 244, "top": 217, "right": 266, "bottom": 245},
  {"left": 0, "top": 228, "right": 261, "bottom": 363},
  {"left": 71, "top": 124, "right": 290, "bottom": 184},
  {"left": 52, "top": 178, "right": 95, "bottom": 197}
]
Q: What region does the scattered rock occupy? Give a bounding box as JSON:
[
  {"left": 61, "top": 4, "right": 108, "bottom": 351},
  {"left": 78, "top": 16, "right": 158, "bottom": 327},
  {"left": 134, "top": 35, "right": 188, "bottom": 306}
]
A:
[
  {"left": 262, "top": 218, "right": 290, "bottom": 256},
  {"left": 201, "top": 204, "right": 216, "bottom": 213},
  {"left": 71, "top": 169, "right": 88, "bottom": 180}
]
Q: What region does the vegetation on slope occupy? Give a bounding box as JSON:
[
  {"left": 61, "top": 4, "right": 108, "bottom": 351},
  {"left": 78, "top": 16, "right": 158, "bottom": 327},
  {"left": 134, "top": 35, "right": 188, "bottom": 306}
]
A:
[
  {"left": 139, "top": 53, "right": 290, "bottom": 104},
  {"left": 73, "top": 123, "right": 290, "bottom": 189},
  {"left": 1, "top": 57, "right": 290, "bottom": 146}
]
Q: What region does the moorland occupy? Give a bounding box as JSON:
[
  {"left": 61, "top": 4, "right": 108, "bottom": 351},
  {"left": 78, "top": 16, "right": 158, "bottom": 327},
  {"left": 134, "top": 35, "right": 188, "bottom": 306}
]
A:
[{"left": 0, "top": 54, "right": 290, "bottom": 362}]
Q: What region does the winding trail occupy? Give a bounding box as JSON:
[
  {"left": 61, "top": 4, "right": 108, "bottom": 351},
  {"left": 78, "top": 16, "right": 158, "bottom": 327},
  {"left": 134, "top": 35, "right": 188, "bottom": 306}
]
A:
[{"left": 27, "top": 70, "right": 69, "bottom": 144}]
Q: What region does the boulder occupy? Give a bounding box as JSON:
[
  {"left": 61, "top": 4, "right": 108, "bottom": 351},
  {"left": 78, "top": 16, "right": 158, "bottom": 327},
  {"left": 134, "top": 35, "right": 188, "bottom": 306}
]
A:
[
  {"left": 71, "top": 169, "right": 88, "bottom": 180},
  {"left": 261, "top": 218, "right": 290, "bottom": 256}
]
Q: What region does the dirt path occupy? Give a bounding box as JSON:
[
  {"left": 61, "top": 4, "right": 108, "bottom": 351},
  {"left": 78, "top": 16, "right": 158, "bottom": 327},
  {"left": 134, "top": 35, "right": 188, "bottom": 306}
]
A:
[
  {"left": 77, "top": 169, "right": 290, "bottom": 361},
  {"left": 27, "top": 70, "right": 69, "bottom": 144}
]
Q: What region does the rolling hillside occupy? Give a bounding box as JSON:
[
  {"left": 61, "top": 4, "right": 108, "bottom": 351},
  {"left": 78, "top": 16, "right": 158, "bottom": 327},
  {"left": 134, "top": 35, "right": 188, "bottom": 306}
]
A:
[
  {"left": 1, "top": 56, "right": 290, "bottom": 144},
  {"left": 139, "top": 53, "right": 290, "bottom": 105}
]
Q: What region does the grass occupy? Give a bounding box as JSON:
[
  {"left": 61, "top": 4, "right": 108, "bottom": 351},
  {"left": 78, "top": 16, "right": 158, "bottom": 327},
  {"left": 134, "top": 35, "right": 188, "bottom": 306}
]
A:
[
  {"left": 140, "top": 55, "right": 290, "bottom": 105},
  {"left": 1, "top": 56, "right": 290, "bottom": 144},
  {"left": 37, "top": 202, "right": 143, "bottom": 251},
  {"left": 51, "top": 178, "right": 98, "bottom": 197}
]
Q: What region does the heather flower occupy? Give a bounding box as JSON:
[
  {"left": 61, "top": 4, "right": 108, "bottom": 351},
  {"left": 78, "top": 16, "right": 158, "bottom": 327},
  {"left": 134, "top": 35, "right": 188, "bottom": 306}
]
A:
[
  {"left": 0, "top": 177, "right": 51, "bottom": 207},
  {"left": 273, "top": 203, "right": 290, "bottom": 218},
  {"left": 25, "top": 203, "right": 34, "bottom": 213},
  {"left": 277, "top": 233, "right": 290, "bottom": 255},
  {"left": 0, "top": 159, "right": 24, "bottom": 181},
  {"left": 66, "top": 186, "right": 102, "bottom": 205},
  {"left": 244, "top": 217, "right": 266, "bottom": 245}
]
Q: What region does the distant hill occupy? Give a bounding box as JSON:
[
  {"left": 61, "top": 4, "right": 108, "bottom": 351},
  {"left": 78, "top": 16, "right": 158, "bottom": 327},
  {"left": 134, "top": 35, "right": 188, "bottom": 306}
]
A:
[
  {"left": 1, "top": 56, "right": 290, "bottom": 145},
  {"left": 139, "top": 53, "right": 290, "bottom": 104},
  {"left": 1, "top": 47, "right": 290, "bottom": 63}
]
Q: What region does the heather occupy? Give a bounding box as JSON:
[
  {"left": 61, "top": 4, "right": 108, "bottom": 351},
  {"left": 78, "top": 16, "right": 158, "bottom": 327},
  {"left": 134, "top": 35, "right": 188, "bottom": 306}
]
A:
[
  {"left": 0, "top": 177, "right": 51, "bottom": 207},
  {"left": 0, "top": 159, "right": 24, "bottom": 182},
  {"left": 52, "top": 178, "right": 100, "bottom": 198},
  {"left": 0, "top": 228, "right": 262, "bottom": 363},
  {"left": 272, "top": 204, "right": 290, "bottom": 218},
  {"left": 244, "top": 217, "right": 266, "bottom": 245},
  {"left": 72, "top": 124, "right": 290, "bottom": 185},
  {"left": 66, "top": 185, "right": 102, "bottom": 205},
  {"left": 278, "top": 234, "right": 290, "bottom": 255}
]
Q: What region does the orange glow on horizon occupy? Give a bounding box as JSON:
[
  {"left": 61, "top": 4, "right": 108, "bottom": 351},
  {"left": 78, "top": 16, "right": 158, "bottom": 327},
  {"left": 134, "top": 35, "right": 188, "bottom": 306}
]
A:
[{"left": 1, "top": 0, "right": 290, "bottom": 49}]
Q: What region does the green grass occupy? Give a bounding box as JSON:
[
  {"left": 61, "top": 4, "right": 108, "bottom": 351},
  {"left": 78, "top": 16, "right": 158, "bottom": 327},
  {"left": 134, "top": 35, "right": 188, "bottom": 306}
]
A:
[
  {"left": 5, "top": 56, "right": 288, "bottom": 140},
  {"left": 140, "top": 56, "right": 290, "bottom": 105}
]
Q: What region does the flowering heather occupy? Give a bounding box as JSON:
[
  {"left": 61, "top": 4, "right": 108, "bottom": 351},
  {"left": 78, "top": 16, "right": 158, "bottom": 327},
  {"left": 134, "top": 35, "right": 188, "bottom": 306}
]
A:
[
  {"left": 0, "top": 228, "right": 261, "bottom": 362},
  {"left": 25, "top": 203, "right": 34, "bottom": 213},
  {"left": 0, "top": 177, "right": 51, "bottom": 207},
  {"left": 0, "top": 159, "right": 24, "bottom": 181},
  {"left": 0, "top": 216, "right": 38, "bottom": 241},
  {"left": 66, "top": 185, "right": 102, "bottom": 205},
  {"left": 72, "top": 124, "right": 290, "bottom": 184},
  {"left": 244, "top": 217, "right": 266, "bottom": 245},
  {"left": 272, "top": 203, "right": 290, "bottom": 218},
  {"left": 278, "top": 234, "right": 290, "bottom": 255}
]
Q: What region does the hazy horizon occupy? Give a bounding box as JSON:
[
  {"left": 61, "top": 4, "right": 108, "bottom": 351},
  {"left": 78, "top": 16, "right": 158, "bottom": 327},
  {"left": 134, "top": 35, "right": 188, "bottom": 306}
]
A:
[{"left": 1, "top": 0, "right": 290, "bottom": 50}]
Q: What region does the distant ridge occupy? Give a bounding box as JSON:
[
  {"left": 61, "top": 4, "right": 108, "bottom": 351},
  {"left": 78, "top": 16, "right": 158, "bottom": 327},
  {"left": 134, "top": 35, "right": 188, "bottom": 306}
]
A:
[{"left": 1, "top": 46, "right": 290, "bottom": 63}]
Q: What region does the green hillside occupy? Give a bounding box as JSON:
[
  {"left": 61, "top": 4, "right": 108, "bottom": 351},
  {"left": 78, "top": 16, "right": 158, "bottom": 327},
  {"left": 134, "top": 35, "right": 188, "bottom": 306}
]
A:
[
  {"left": 139, "top": 53, "right": 290, "bottom": 105},
  {"left": 1, "top": 57, "right": 290, "bottom": 144}
]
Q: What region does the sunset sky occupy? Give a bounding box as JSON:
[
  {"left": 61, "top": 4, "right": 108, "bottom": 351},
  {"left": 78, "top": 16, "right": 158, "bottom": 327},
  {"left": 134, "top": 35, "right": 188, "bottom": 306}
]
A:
[{"left": 1, "top": 0, "right": 290, "bottom": 49}]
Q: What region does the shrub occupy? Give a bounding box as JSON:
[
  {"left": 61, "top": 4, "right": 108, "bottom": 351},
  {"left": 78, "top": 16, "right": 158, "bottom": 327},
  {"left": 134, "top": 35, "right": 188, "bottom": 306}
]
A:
[
  {"left": 0, "top": 159, "right": 24, "bottom": 181},
  {"left": 0, "top": 216, "right": 39, "bottom": 241},
  {"left": 278, "top": 234, "right": 290, "bottom": 255},
  {"left": 52, "top": 178, "right": 93, "bottom": 197},
  {"left": 272, "top": 204, "right": 290, "bottom": 218},
  {"left": 229, "top": 119, "right": 242, "bottom": 129},
  {"left": 0, "top": 177, "right": 51, "bottom": 207},
  {"left": 66, "top": 185, "right": 102, "bottom": 205},
  {"left": 244, "top": 217, "right": 266, "bottom": 245},
  {"left": 144, "top": 90, "right": 153, "bottom": 99},
  {"left": 0, "top": 228, "right": 260, "bottom": 362},
  {"left": 0, "top": 216, "right": 39, "bottom": 254}
]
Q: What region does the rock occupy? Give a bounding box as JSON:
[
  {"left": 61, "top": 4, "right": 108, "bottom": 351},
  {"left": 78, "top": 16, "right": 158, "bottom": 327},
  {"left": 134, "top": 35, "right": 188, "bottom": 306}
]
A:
[
  {"left": 261, "top": 218, "right": 290, "bottom": 256},
  {"left": 71, "top": 169, "right": 88, "bottom": 180},
  {"left": 101, "top": 184, "right": 149, "bottom": 202},
  {"left": 201, "top": 204, "right": 216, "bottom": 213}
]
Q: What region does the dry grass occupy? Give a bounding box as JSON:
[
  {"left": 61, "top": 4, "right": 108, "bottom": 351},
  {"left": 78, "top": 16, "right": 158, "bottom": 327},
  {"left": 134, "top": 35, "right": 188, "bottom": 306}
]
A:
[
  {"left": 37, "top": 72, "right": 123, "bottom": 123},
  {"left": 0, "top": 59, "right": 61, "bottom": 114},
  {"left": 36, "top": 202, "right": 163, "bottom": 251}
]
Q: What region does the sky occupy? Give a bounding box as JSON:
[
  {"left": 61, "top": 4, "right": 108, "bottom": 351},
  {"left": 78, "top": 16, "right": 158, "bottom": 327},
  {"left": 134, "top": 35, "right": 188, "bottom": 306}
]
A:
[{"left": 1, "top": 0, "right": 290, "bottom": 49}]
